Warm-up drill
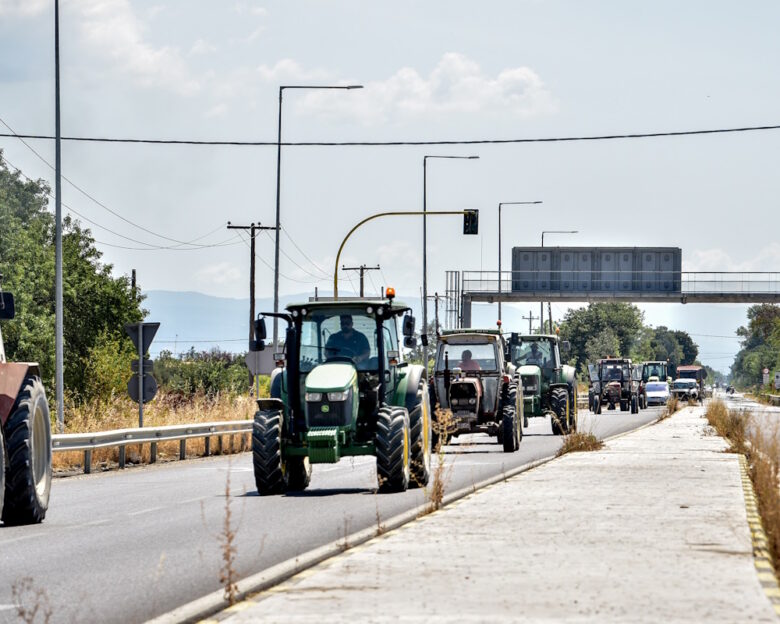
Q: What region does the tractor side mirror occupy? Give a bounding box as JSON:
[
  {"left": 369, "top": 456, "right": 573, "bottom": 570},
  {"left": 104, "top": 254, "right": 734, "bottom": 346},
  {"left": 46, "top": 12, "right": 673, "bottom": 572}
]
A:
[
  {"left": 404, "top": 336, "right": 417, "bottom": 348},
  {"left": 421, "top": 334, "right": 429, "bottom": 347},
  {"left": 402, "top": 314, "right": 415, "bottom": 337},
  {"left": 510, "top": 332, "right": 519, "bottom": 346},
  {"left": 0, "top": 292, "right": 15, "bottom": 320},
  {"left": 561, "top": 340, "right": 571, "bottom": 353},
  {"left": 251, "top": 317, "right": 267, "bottom": 351}
]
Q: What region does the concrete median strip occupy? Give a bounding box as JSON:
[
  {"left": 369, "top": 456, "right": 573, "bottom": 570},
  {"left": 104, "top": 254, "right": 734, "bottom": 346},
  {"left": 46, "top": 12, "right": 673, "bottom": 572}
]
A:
[{"left": 201, "top": 406, "right": 777, "bottom": 623}]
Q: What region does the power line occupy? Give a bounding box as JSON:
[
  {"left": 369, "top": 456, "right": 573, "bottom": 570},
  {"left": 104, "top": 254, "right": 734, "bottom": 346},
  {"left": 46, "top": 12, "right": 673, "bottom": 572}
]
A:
[
  {"left": 262, "top": 229, "right": 331, "bottom": 280},
  {"left": 0, "top": 116, "right": 230, "bottom": 248},
  {"left": 2, "top": 122, "right": 780, "bottom": 147},
  {"left": 0, "top": 152, "right": 244, "bottom": 251}
]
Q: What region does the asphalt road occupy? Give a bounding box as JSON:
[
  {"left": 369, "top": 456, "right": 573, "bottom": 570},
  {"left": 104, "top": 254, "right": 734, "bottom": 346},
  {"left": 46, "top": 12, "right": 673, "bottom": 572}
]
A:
[{"left": 0, "top": 405, "right": 662, "bottom": 624}]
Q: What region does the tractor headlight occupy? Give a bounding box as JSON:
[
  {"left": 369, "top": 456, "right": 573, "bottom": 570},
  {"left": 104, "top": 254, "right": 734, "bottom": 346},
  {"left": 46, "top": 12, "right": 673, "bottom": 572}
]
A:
[
  {"left": 468, "top": 398, "right": 476, "bottom": 405},
  {"left": 305, "top": 392, "right": 322, "bottom": 402},
  {"left": 451, "top": 399, "right": 459, "bottom": 406},
  {"left": 327, "top": 390, "right": 350, "bottom": 402}
]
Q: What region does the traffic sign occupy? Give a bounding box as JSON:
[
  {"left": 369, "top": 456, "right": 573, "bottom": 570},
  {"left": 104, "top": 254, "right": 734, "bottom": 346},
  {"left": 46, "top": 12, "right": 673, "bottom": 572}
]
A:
[
  {"left": 131, "top": 358, "right": 154, "bottom": 374},
  {"left": 245, "top": 350, "right": 276, "bottom": 376},
  {"left": 763, "top": 368, "right": 770, "bottom": 385},
  {"left": 124, "top": 322, "right": 160, "bottom": 355},
  {"left": 128, "top": 374, "right": 158, "bottom": 404}
]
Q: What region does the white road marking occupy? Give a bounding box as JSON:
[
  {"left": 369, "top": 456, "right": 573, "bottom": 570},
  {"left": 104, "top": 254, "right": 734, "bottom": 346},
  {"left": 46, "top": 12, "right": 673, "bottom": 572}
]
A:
[{"left": 128, "top": 506, "right": 166, "bottom": 517}]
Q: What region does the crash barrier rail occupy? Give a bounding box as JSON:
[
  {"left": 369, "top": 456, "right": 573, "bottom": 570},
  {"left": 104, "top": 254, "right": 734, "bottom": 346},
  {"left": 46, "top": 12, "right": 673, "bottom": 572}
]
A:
[
  {"left": 458, "top": 271, "right": 780, "bottom": 296},
  {"left": 52, "top": 420, "right": 253, "bottom": 474}
]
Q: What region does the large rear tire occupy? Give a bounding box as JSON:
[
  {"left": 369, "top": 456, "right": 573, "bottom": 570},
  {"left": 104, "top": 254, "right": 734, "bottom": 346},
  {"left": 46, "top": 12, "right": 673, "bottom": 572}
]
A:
[
  {"left": 376, "top": 405, "right": 410, "bottom": 493},
  {"left": 594, "top": 395, "right": 602, "bottom": 415},
  {"left": 252, "top": 409, "right": 286, "bottom": 495},
  {"left": 550, "top": 388, "right": 569, "bottom": 436},
  {"left": 631, "top": 395, "right": 639, "bottom": 414},
  {"left": 569, "top": 388, "right": 578, "bottom": 433},
  {"left": 2, "top": 377, "right": 52, "bottom": 525},
  {"left": 408, "top": 381, "right": 432, "bottom": 488},
  {"left": 0, "top": 425, "right": 5, "bottom": 519},
  {"left": 501, "top": 382, "right": 520, "bottom": 452}
]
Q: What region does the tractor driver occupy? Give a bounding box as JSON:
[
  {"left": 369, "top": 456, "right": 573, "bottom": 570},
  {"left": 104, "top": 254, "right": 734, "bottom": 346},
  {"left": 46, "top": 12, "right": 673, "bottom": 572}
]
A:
[
  {"left": 325, "top": 314, "right": 371, "bottom": 365},
  {"left": 458, "top": 349, "right": 481, "bottom": 371},
  {"left": 526, "top": 342, "right": 546, "bottom": 367}
]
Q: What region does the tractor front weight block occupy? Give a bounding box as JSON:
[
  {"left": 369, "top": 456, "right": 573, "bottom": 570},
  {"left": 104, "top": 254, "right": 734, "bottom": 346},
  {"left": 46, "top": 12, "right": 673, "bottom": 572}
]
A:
[{"left": 306, "top": 427, "right": 342, "bottom": 463}]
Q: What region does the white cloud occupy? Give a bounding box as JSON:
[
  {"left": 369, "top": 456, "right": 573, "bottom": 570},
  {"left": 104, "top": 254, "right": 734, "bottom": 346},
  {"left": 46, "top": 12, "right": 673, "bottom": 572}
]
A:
[
  {"left": 256, "top": 59, "right": 331, "bottom": 83},
  {"left": 196, "top": 262, "right": 241, "bottom": 287},
  {"left": 297, "top": 52, "right": 557, "bottom": 125},
  {"left": 189, "top": 39, "right": 217, "bottom": 56},
  {"left": 74, "top": 0, "right": 199, "bottom": 96},
  {"left": 233, "top": 2, "right": 267, "bottom": 16},
  {"left": 685, "top": 244, "right": 780, "bottom": 272},
  {"left": 0, "top": 0, "right": 47, "bottom": 17}
]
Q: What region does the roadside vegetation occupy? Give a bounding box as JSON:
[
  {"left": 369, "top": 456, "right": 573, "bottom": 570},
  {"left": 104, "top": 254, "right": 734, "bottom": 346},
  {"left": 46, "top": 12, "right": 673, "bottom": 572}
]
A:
[
  {"left": 706, "top": 399, "right": 780, "bottom": 581},
  {"left": 556, "top": 430, "right": 603, "bottom": 457},
  {"left": 660, "top": 395, "right": 681, "bottom": 420}
]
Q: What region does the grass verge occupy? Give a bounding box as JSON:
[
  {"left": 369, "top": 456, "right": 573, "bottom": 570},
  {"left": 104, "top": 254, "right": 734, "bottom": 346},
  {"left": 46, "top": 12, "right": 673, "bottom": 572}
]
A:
[
  {"left": 706, "top": 399, "right": 780, "bottom": 582},
  {"left": 556, "top": 431, "right": 603, "bottom": 457},
  {"left": 660, "top": 395, "right": 681, "bottom": 420}
]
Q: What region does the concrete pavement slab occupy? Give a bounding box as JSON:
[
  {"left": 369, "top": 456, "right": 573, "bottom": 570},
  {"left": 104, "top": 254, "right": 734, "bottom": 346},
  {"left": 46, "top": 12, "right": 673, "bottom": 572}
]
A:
[{"left": 215, "top": 406, "right": 777, "bottom": 623}]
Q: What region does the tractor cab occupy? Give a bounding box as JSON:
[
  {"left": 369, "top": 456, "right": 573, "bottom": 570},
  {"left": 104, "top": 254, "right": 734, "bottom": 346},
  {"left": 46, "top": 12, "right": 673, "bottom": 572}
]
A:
[{"left": 250, "top": 292, "right": 431, "bottom": 495}]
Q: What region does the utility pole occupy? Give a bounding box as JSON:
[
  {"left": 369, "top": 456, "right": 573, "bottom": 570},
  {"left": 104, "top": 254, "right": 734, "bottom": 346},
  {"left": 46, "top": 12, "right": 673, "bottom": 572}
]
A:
[
  {"left": 426, "top": 292, "right": 445, "bottom": 337},
  {"left": 227, "top": 221, "right": 277, "bottom": 359},
  {"left": 54, "top": 0, "right": 64, "bottom": 434},
  {"left": 548, "top": 301, "right": 553, "bottom": 333},
  {"left": 341, "top": 264, "right": 381, "bottom": 297},
  {"left": 522, "top": 311, "right": 540, "bottom": 334}
]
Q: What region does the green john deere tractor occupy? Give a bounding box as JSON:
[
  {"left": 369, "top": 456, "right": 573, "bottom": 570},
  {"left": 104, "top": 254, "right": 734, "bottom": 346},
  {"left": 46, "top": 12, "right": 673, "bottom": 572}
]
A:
[
  {"left": 250, "top": 292, "right": 431, "bottom": 495},
  {"left": 508, "top": 333, "right": 578, "bottom": 435}
]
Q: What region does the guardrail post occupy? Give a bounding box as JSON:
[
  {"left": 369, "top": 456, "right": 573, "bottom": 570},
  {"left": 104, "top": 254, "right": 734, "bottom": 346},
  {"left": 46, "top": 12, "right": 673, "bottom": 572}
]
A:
[
  {"left": 204, "top": 437, "right": 211, "bottom": 456},
  {"left": 179, "top": 439, "right": 186, "bottom": 460},
  {"left": 84, "top": 449, "right": 92, "bottom": 474},
  {"left": 150, "top": 442, "right": 157, "bottom": 464},
  {"left": 218, "top": 436, "right": 223, "bottom": 455},
  {"left": 119, "top": 445, "right": 126, "bottom": 469}
]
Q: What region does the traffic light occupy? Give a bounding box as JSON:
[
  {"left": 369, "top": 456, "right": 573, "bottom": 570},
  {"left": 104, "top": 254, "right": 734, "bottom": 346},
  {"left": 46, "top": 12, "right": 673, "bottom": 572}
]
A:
[{"left": 463, "top": 209, "right": 479, "bottom": 235}]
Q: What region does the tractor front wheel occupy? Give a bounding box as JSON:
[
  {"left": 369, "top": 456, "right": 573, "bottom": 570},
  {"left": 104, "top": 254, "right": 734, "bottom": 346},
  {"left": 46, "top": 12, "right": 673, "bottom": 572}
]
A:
[
  {"left": 286, "top": 457, "right": 312, "bottom": 492},
  {"left": 376, "top": 405, "right": 411, "bottom": 493},
  {"left": 594, "top": 395, "right": 602, "bottom": 415},
  {"left": 631, "top": 395, "right": 639, "bottom": 414},
  {"left": 252, "top": 409, "right": 286, "bottom": 495},
  {"left": 408, "top": 381, "right": 432, "bottom": 488},
  {"left": 501, "top": 383, "right": 520, "bottom": 452},
  {"left": 2, "top": 376, "right": 52, "bottom": 525}
]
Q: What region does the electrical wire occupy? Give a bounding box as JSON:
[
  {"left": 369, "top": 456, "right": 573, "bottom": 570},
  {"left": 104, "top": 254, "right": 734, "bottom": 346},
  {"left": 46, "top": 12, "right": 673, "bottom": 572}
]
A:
[
  {"left": 3, "top": 122, "right": 780, "bottom": 147},
  {"left": 0, "top": 153, "right": 244, "bottom": 251},
  {"left": 0, "top": 116, "right": 230, "bottom": 248},
  {"left": 236, "top": 231, "right": 323, "bottom": 285},
  {"left": 281, "top": 225, "right": 332, "bottom": 278},
  {"left": 262, "top": 229, "right": 331, "bottom": 280}
]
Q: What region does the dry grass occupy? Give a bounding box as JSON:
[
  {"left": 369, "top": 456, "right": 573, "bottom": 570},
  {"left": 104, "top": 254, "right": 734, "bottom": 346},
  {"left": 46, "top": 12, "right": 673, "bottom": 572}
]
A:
[
  {"left": 53, "top": 392, "right": 255, "bottom": 472},
  {"left": 706, "top": 399, "right": 780, "bottom": 580},
  {"left": 705, "top": 399, "right": 748, "bottom": 454},
  {"left": 11, "top": 577, "right": 52, "bottom": 624},
  {"left": 556, "top": 431, "right": 604, "bottom": 457},
  {"left": 219, "top": 464, "right": 238, "bottom": 606},
  {"left": 660, "top": 395, "right": 681, "bottom": 420},
  {"left": 426, "top": 409, "right": 457, "bottom": 513}
]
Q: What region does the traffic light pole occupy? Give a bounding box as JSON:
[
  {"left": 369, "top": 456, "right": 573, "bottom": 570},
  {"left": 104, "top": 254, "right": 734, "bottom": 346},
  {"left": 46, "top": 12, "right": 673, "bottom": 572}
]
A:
[{"left": 333, "top": 210, "right": 472, "bottom": 299}]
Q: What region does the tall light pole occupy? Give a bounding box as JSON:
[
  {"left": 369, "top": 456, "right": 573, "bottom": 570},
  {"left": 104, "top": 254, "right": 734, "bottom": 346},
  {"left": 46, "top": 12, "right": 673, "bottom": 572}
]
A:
[
  {"left": 273, "top": 84, "right": 363, "bottom": 349},
  {"left": 540, "top": 230, "right": 578, "bottom": 333},
  {"left": 423, "top": 155, "right": 479, "bottom": 370},
  {"left": 497, "top": 201, "right": 542, "bottom": 322},
  {"left": 54, "top": 0, "right": 64, "bottom": 432}
]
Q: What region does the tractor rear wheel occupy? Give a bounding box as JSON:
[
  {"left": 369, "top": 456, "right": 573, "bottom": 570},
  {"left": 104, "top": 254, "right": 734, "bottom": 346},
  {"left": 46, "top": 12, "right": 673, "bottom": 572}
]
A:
[
  {"left": 408, "top": 381, "right": 432, "bottom": 488},
  {"left": 569, "top": 388, "right": 578, "bottom": 433},
  {"left": 550, "top": 388, "right": 569, "bottom": 436},
  {"left": 620, "top": 400, "right": 629, "bottom": 412},
  {"left": 594, "top": 395, "right": 602, "bottom": 415},
  {"left": 286, "top": 457, "right": 311, "bottom": 492},
  {"left": 376, "top": 405, "right": 411, "bottom": 493},
  {"left": 631, "top": 395, "right": 639, "bottom": 414},
  {"left": 501, "top": 383, "right": 520, "bottom": 452},
  {"left": 2, "top": 377, "right": 52, "bottom": 525},
  {"left": 252, "top": 409, "right": 286, "bottom": 495},
  {"left": 0, "top": 425, "right": 5, "bottom": 518}
]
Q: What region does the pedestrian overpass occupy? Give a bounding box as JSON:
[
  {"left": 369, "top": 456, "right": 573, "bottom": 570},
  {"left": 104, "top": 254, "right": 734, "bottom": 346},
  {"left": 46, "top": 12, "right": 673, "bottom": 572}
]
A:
[{"left": 444, "top": 270, "right": 780, "bottom": 328}]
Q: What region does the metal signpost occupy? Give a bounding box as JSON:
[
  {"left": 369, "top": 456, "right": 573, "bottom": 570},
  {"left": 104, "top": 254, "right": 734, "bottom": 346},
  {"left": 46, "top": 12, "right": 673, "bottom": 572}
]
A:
[
  {"left": 125, "top": 322, "right": 160, "bottom": 426},
  {"left": 763, "top": 367, "right": 770, "bottom": 386}
]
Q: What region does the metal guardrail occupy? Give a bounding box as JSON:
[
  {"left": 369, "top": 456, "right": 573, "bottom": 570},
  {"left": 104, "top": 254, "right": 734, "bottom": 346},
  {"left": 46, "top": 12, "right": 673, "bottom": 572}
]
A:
[{"left": 52, "top": 420, "right": 253, "bottom": 474}]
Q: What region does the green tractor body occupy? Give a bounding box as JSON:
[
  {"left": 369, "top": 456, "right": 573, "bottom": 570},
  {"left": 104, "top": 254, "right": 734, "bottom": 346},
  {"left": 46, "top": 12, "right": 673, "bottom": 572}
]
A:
[
  {"left": 509, "top": 334, "right": 578, "bottom": 435},
  {"left": 251, "top": 295, "right": 431, "bottom": 495}
]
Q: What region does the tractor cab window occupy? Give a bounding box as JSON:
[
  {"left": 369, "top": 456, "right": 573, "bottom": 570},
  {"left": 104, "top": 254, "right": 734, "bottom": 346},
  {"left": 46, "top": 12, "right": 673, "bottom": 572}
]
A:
[
  {"left": 512, "top": 340, "right": 553, "bottom": 370},
  {"left": 643, "top": 364, "right": 666, "bottom": 382},
  {"left": 602, "top": 364, "right": 624, "bottom": 381},
  {"left": 437, "top": 342, "right": 497, "bottom": 372},
  {"left": 299, "top": 309, "right": 379, "bottom": 372}
]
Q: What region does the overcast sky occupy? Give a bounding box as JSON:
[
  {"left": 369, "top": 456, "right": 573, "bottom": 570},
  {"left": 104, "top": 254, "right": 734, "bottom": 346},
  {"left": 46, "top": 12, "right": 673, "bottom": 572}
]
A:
[{"left": 1, "top": 0, "right": 779, "bottom": 371}]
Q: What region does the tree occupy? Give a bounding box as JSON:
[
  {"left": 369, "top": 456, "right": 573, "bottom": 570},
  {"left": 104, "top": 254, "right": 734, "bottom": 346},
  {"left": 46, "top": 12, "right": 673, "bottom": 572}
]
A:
[
  {"left": 671, "top": 330, "right": 698, "bottom": 365},
  {"left": 731, "top": 304, "right": 780, "bottom": 387},
  {"left": 559, "top": 303, "right": 644, "bottom": 372},
  {"left": 585, "top": 328, "right": 621, "bottom": 364},
  {"left": 0, "top": 152, "right": 144, "bottom": 400}
]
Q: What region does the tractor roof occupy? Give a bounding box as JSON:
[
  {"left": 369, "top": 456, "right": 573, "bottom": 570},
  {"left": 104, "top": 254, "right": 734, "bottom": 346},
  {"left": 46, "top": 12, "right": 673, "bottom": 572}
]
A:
[
  {"left": 284, "top": 298, "right": 411, "bottom": 314},
  {"left": 441, "top": 328, "right": 502, "bottom": 336},
  {"left": 517, "top": 334, "right": 559, "bottom": 341}
]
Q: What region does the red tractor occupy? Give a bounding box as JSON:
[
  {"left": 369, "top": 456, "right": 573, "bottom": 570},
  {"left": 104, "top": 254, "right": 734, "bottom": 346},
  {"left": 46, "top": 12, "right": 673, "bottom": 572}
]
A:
[{"left": 0, "top": 281, "right": 52, "bottom": 525}]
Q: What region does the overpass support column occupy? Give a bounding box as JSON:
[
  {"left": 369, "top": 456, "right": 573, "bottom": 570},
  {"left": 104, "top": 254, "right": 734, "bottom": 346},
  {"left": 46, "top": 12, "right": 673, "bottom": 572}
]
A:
[{"left": 461, "top": 294, "right": 472, "bottom": 328}]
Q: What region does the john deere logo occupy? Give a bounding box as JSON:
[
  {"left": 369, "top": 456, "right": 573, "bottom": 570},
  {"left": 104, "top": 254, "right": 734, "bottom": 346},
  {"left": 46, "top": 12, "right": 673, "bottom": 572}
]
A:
[{"left": 321, "top": 405, "right": 330, "bottom": 413}]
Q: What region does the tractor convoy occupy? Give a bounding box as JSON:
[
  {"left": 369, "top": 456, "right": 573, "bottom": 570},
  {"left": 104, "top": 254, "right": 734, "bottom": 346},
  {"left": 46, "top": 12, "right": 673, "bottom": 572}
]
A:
[{"left": 0, "top": 279, "right": 53, "bottom": 525}]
